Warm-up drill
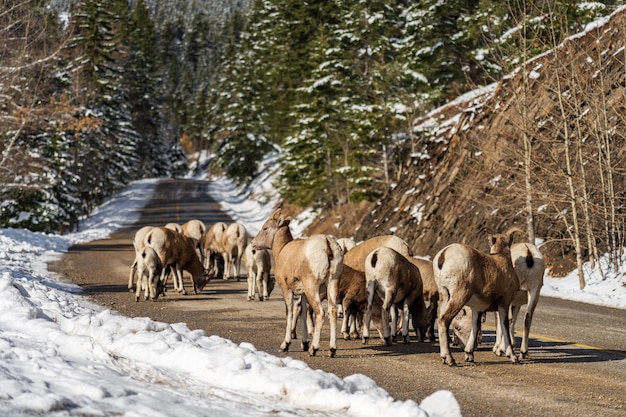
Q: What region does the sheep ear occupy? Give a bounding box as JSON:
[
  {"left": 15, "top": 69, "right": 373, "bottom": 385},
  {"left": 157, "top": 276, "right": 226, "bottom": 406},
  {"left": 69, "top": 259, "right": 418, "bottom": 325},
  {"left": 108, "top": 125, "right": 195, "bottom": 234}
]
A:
[
  {"left": 280, "top": 216, "right": 291, "bottom": 227},
  {"left": 489, "top": 235, "right": 496, "bottom": 246}
]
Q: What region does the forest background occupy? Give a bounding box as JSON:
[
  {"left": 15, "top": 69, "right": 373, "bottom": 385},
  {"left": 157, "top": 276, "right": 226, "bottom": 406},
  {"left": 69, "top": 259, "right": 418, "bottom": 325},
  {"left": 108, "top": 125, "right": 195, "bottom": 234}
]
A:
[{"left": 1, "top": 0, "right": 625, "bottom": 283}]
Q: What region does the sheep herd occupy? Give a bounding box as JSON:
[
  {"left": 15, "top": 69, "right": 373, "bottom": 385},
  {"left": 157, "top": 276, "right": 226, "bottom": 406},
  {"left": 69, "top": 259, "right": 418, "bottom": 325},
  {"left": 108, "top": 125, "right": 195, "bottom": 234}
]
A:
[{"left": 128, "top": 209, "right": 545, "bottom": 365}]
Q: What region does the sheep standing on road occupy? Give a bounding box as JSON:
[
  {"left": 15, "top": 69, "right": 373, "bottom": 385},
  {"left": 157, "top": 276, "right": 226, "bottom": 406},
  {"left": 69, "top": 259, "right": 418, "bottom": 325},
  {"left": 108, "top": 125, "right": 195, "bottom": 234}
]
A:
[
  {"left": 407, "top": 256, "right": 438, "bottom": 342},
  {"left": 338, "top": 235, "right": 412, "bottom": 341},
  {"left": 494, "top": 242, "right": 545, "bottom": 358},
  {"left": 135, "top": 246, "right": 163, "bottom": 302},
  {"left": 203, "top": 222, "right": 227, "bottom": 278},
  {"left": 128, "top": 225, "right": 155, "bottom": 292},
  {"left": 251, "top": 208, "right": 343, "bottom": 357},
  {"left": 144, "top": 226, "right": 213, "bottom": 295},
  {"left": 182, "top": 219, "right": 207, "bottom": 262},
  {"left": 221, "top": 222, "right": 248, "bottom": 280},
  {"left": 433, "top": 228, "right": 520, "bottom": 366},
  {"left": 363, "top": 247, "right": 428, "bottom": 345},
  {"left": 244, "top": 243, "right": 273, "bottom": 301}
]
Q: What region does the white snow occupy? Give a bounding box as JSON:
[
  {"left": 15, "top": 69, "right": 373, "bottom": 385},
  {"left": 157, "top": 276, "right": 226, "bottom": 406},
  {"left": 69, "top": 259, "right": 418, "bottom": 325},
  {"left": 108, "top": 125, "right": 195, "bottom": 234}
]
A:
[{"left": 1, "top": 150, "right": 625, "bottom": 417}]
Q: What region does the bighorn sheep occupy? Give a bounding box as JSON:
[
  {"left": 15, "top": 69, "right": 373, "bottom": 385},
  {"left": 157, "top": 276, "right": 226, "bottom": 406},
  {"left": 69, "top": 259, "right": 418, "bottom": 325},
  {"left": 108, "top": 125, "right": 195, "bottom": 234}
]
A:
[
  {"left": 128, "top": 225, "right": 155, "bottom": 292},
  {"left": 433, "top": 229, "right": 520, "bottom": 366},
  {"left": 251, "top": 208, "right": 342, "bottom": 357},
  {"left": 182, "top": 219, "right": 207, "bottom": 262},
  {"left": 407, "top": 256, "right": 438, "bottom": 342},
  {"left": 221, "top": 222, "right": 248, "bottom": 280},
  {"left": 134, "top": 246, "right": 163, "bottom": 302},
  {"left": 202, "top": 222, "right": 227, "bottom": 277},
  {"left": 144, "top": 226, "right": 212, "bottom": 295},
  {"left": 363, "top": 247, "right": 428, "bottom": 345},
  {"left": 244, "top": 243, "right": 273, "bottom": 301},
  {"left": 338, "top": 235, "right": 413, "bottom": 341},
  {"left": 446, "top": 242, "right": 545, "bottom": 359},
  {"left": 494, "top": 242, "right": 545, "bottom": 358}
]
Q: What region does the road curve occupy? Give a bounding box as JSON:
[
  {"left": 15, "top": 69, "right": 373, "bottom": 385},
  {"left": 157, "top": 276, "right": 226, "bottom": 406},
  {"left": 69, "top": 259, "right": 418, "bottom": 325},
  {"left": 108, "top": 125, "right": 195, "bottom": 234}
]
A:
[{"left": 49, "top": 179, "right": 626, "bottom": 417}]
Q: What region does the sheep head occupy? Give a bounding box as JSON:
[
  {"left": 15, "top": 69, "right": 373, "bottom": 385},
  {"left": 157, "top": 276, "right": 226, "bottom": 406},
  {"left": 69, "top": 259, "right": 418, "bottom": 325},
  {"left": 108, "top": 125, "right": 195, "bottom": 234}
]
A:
[{"left": 252, "top": 208, "right": 291, "bottom": 250}]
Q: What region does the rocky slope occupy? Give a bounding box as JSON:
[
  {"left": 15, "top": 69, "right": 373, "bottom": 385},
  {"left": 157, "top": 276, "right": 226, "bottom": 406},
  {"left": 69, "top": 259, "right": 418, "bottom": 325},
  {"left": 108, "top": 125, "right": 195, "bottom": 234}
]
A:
[{"left": 306, "top": 8, "right": 626, "bottom": 276}]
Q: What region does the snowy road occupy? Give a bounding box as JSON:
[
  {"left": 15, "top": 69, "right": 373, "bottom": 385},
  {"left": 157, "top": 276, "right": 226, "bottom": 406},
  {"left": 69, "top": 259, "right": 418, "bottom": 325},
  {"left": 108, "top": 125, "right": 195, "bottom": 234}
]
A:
[{"left": 51, "top": 179, "right": 626, "bottom": 417}]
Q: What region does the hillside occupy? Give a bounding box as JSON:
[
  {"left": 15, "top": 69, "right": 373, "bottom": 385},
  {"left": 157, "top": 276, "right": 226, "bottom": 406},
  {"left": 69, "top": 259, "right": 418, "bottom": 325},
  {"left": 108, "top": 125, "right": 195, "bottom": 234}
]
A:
[{"left": 306, "top": 7, "right": 626, "bottom": 278}]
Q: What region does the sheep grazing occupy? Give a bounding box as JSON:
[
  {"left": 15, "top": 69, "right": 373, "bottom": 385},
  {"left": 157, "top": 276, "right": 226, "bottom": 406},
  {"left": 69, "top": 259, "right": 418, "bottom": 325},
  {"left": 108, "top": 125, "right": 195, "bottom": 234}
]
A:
[
  {"left": 362, "top": 247, "right": 428, "bottom": 345},
  {"left": 407, "top": 256, "right": 438, "bottom": 342},
  {"left": 135, "top": 246, "right": 163, "bottom": 302},
  {"left": 338, "top": 235, "right": 413, "bottom": 341},
  {"left": 244, "top": 243, "right": 273, "bottom": 301},
  {"left": 182, "top": 219, "right": 207, "bottom": 262},
  {"left": 433, "top": 228, "right": 520, "bottom": 366},
  {"left": 220, "top": 222, "right": 248, "bottom": 280},
  {"left": 202, "top": 222, "right": 227, "bottom": 277},
  {"left": 450, "top": 306, "right": 483, "bottom": 349},
  {"left": 144, "top": 226, "right": 213, "bottom": 295},
  {"left": 251, "top": 208, "right": 342, "bottom": 357},
  {"left": 494, "top": 242, "right": 545, "bottom": 359},
  {"left": 128, "top": 225, "right": 155, "bottom": 292},
  {"left": 447, "top": 241, "right": 545, "bottom": 359}
]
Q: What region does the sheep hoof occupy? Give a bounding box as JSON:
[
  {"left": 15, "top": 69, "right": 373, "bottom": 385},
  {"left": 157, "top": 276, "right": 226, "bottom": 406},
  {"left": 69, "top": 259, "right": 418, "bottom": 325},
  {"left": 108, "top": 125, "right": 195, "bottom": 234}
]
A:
[
  {"left": 520, "top": 351, "right": 530, "bottom": 359},
  {"left": 464, "top": 353, "right": 475, "bottom": 363},
  {"left": 362, "top": 337, "right": 369, "bottom": 345},
  {"left": 135, "top": 297, "right": 139, "bottom": 302},
  {"left": 342, "top": 333, "right": 351, "bottom": 340},
  {"left": 350, "top": 332, "right": 359, "bottom": 340},
  {"left": 279, "top": 342, "right": 290, "bottom": 352},
  {"left": 403, "top": 335, "right": 410, "bottom": 344},
  {"left": 329, "top": 348, "right": 336, "bottom": 358},
  {"left": 384, "top": 337, "right": 392, "bottom": 346},
  {"left": 302, "top": 341, "right": 310, "bottom": 351},
  {"left": 308, "top": 347, "right": 318, "bottom": 357},
  {"left": 443, "top": 356, "right": 457, "bottom": 367}
]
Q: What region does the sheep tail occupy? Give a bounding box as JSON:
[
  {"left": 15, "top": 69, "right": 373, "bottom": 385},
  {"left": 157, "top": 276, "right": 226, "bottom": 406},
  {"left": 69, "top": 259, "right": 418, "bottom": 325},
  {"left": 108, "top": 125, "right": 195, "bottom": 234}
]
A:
[
  {"left": 525, "top": 247, "right": 534, "bottom": 269},
  {"left": 370, "top": 250, "right": 378, "bottom": 268},
  {"left": 437, "top": 248, "right": 447, "bottom": 270}
]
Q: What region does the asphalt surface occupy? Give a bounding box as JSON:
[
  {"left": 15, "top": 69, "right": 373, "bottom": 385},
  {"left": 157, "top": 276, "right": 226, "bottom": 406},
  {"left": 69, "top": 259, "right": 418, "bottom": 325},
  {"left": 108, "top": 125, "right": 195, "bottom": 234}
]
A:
[{"left": 49, "top": 179, "right": 626, "bottom": 417}]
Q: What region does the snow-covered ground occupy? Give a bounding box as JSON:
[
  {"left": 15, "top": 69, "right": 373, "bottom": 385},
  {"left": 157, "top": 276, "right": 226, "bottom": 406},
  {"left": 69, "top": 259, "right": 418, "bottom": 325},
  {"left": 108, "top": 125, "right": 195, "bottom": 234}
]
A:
[{"left": 1, "top": 153, "right": 625, "bottom": 417}]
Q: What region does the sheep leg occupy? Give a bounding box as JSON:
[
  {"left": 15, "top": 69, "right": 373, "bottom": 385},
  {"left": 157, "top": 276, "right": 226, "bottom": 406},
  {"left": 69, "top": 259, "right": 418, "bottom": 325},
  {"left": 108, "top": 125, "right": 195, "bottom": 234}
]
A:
[
  {"left": 175, "top": 267, "right": 187, "bottom": 295},
  {"left": 291, "top": 297, "right": 300, "bottom": 339},
  {"left": 493, "top": 311, "right": 503, "bottom": 356},
  {"left": 148, "top": 270, "right": 158, "bottom": 301},
  {"left": 300, "top": 295, "right": 311, "bottom": 353},
  {"left": 134, "top": 266, "right": 144, "bottom": 302},
  {"left": 341, "top": 297, "right": 354, "bottom": 339},
  {"left": 497, "top": 300, "right": 519, "bottom": 363},
  {"left": 260, "top": 272, "right": 269, "bottom": 300},
  {"left": 255, "top": 272, "right": 264, "bottom": 301},
  {"left": 508, "top": 304, "right": 520, "bottom": 351},
  {"left": 521, "top": 288, "right": 540, "bottom": 358},
  {"left": 463, "top": 308, "right": 482, "bottom": 363},
  {"left": 234, "top": 250, "right": 241, "bottom": 280},
  {"left": 402, "top": 301, "right": 411, "bottom": 343},
  {"left": 436, "top": 287, "right": 464, "bottom": 366},
  {"left": 381, "top": 291, "right": 394, "bottom": 346},
  {"left": 128, "top": 258, "right": 138, "bottom": 291},
  {"left": 362, "top": 281, "right": 376, "bottom": 344},
  {"left": 281, "top": 292, "right": 295, "bottom": 352},
  {"left": 247, "top": 269, "right": 255, "bottom": 301},
  {"left": 327, "top": 278, "right": 339, "bottom": 357}
]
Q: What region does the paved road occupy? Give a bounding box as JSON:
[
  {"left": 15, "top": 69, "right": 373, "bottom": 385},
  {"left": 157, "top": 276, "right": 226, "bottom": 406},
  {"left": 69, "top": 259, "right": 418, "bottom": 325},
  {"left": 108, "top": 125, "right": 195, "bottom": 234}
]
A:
[{"left": 49, "top": 179, "right": 626, "bottom": 417}]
